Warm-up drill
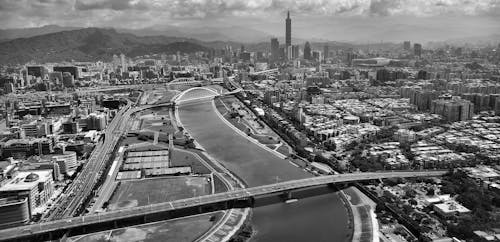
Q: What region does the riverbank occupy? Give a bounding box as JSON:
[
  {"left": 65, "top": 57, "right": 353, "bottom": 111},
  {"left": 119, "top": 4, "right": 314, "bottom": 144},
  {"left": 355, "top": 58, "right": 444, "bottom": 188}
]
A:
[
  {"left": 177, "top": 95, "right": 350, "bottom": 242},
  {"left": 173, "top": 101, "right": 250, "bottom": 242},
  {"left": 343, "top": 186, "right": 379, "bottom": 242}
]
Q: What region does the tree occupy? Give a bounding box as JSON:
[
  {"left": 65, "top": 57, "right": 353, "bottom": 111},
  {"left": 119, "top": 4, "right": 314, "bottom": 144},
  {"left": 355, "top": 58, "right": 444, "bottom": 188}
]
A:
[{"left": 426, "top": 188, "right": 435, "bottom": 196}]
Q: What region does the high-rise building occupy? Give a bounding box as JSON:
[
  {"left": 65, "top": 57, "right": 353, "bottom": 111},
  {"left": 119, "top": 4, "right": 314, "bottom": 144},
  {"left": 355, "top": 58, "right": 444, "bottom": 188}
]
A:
[
  {"left": 414, "top": 43, "right": 422, "bottom": 57},
  {"left": 48, "top": 72, "right": 63, "bottom": 85},
  {"left": 323, "top": 45, "right": 329, "bottom": 61},
  {"left": 287, "top": 45, "right": 293, "bottom": 60},
  {"left": 62, "top": 72, "right": 74, "bottom": 88},
  {"left": 26, "top": 66, "right": 47, "bottom": 79},
  {"left": 403, "top": 41, "right": 411, "bottom": 51},
  {"left": 285, "top": 11, "right": 291, "bottom": 48},
  {"left": 120, "top": 53, "right": 127, "bottom": 73},
  {"left": 270, "top": 38, "right": 280, "bottom": 62},
  {"left": 431, "top": 97, "right": 474, "bottom": 122},
  {"left": 4, "top": 83, "right": 15, "bottom": 94},
  {"left": 53, "top": 66, "right": 78, "bottom": 79},
  {"left": 52, "top": 151, "right": 78, "bottom": 175},
  {"left": 292, "top": 45, "right": 300, "bottom": 59},
  {"left": 304, "top": 42, "right": 312, "bottom": 60}
]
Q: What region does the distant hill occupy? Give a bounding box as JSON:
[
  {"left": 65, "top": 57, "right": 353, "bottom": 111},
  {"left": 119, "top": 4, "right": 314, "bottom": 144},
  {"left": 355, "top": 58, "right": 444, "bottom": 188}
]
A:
[
  {"left": 117, "top": 25, "right": 272, "bottom": 43},
  {"left": 0, "top": 28, "right": 211, "bottom": 64},
  {"left": 0, "top": 25, "right": 80, "bottom": 41}
]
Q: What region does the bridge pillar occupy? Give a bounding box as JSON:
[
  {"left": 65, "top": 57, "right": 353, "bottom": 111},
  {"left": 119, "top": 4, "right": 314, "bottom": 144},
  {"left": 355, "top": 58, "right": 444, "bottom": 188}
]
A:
[
  {"left": 283, "top": 191, "right": 293, "bottom": 200},
  {"left": 113, "top": 220, "right": 118, "bottom": 229}
]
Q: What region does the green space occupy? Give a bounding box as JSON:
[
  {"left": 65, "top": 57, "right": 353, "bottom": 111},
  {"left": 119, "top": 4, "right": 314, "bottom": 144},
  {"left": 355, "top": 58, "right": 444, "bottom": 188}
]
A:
[
  {"left": 344, "top": 187, "right": 362, "bottom": 206},
  {"left": 440, "top": 170, "right": 500, "bottom": 240},
  {"left": 152, "top": 90, "right": 179, "bottom": 104},
  {"left": 276, "top": 145, "right": 291, "bottom": 156},
  {"left": 170, "top": 149, "right": 211, "bottom": 174},
  {"left": 72, "top": 212, "right": 222, "bottom": 242},
  {"left": 122, "top": 136, "right": 145, "bottom": 146},
  {"left": 213, "top": 175, "right": 228, "bottom": 193},
  {"left": 108, "top": 177, "right": 211, "bottom": 210}
]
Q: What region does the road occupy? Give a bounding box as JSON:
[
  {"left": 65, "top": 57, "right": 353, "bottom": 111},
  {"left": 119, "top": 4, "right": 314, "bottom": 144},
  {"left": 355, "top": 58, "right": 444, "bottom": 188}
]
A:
[
  {"left": 44, "top": 102, "right": 134, "bottom": 220},
  {"left": 0, "top": 170, "right": 447, "bottom": 241}
]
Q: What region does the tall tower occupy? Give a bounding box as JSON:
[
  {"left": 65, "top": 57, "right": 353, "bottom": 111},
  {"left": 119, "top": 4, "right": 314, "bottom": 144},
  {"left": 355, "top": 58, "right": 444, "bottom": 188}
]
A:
[{"left": 285, "top": 11, "right": 291, "bottom": 48}]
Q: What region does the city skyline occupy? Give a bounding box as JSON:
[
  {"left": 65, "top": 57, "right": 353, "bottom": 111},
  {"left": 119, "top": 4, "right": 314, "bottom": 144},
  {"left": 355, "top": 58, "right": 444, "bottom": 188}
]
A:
[{"left": 0, "top": 0, "right": 499, "bottom": 43}]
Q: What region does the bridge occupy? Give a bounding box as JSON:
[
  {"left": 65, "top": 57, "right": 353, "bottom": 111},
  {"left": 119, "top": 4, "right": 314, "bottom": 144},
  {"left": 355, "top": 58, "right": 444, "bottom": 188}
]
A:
[
  {"left": 250, "top": 68, "right": 279, "bottom": 75},
  {"left": 167, "top": 77, "right": 203, "bottom": 89},
  {"left": 0, "top": 170, "right": 446, "bottom": 241},
  {"left": 173, "top": 86, "right": 242, "bottom": 105}
]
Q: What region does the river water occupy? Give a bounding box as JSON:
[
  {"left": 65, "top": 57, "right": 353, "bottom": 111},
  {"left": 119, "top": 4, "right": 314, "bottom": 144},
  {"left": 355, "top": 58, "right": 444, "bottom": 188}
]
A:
[{"left": 178, "top": 100, "right": 350, "bottom": 242}]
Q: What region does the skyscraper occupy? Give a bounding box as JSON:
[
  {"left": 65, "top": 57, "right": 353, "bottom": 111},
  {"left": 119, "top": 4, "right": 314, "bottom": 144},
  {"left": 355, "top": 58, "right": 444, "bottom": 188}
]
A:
[
  {"left": 120, "top": 53, "right": 127, "bottom": 73},
  {"left": 403, "top": 41, "right": 411, "bottom": 51},
  {"left": 285, "top": 11, "right": 291, "bottom": 48},
  {"left": 323, "top": 45, "right": 329, "bottom": 61},
  {"left": 414, "top": 43, "right": 422, "bottom": 57},
  {"left": 304, "top": 42, "right": 312, "bottom": 60},
  {"left": 271, "top": 38, "right": 280, "bottom": 62}
]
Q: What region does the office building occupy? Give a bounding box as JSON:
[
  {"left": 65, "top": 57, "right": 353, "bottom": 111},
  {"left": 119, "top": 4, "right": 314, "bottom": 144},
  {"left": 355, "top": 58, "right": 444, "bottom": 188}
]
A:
[
  {"left": 304, "top": 42, "right": 312, "bottom": 60},
  {"left": 0, "top": 170, "right": 54, "bottom": 215},
  {"left": 52, "top": 151, "right": 77, "bottom": 175},
  {"left": 403, "top": 41, "right": 411, "bottom": 51},
  {"left": 323, "top": 45, "right": 329, "bottom": 61},
  {"left": 414, "top": 43, "right": 422, "bottom": 57},
  {"left": 62, "top": 72, "right": 74, "bottom": 88},
  {"left": 271, "top": 38, "right": 280, "bottom": 62},
  {"left": 53, "top": 66, "right": 78, "bottom": 79},
  {"left": 86, "top": 113, "right": 107, "bottom": 131},
  {"left": 431, "top": 97, "right": 474, "bottom": 122},
  {"left": 26, "top": 66, "right": 47, "bottom": 78},
  {"left": 292, "top": 45, "right": 300, "bottom": 59},
  {"left": 48, "top": 72, "right": 63, "bottom": 85},
  {"left": 0, "top": 197, "right": 30, "bottom": 229},
  {"left": 120, "top": 53, "right": 127, "bottom": 74},
  {"left": 4, "top": 83, "right": 15, "bottom": 94}
]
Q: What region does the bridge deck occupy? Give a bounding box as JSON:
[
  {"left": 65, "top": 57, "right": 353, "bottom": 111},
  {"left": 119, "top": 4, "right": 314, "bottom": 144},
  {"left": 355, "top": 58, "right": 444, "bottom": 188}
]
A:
[{"left": 0, "top": 170, "right": 447, "bottom": 241}]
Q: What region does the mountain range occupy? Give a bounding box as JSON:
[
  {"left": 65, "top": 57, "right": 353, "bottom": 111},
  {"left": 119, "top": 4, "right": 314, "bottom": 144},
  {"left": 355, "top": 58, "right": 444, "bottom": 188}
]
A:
[
  {"left": 0, "top": 28, "right": 212, "bottom": 64},
  {"left": 0, "top": 25, "right": 273, "bottom": 43}
]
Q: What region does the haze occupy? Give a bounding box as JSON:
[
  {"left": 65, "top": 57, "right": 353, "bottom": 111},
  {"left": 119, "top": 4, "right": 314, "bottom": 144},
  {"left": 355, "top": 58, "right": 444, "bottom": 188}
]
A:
[{"left": 1, "top": 0, "right": 499, "bottom": 43}]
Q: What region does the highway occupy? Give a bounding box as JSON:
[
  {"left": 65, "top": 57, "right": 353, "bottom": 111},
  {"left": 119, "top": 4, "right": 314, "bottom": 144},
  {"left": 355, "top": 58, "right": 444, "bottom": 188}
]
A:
[
  {"left": 0, "top": 170, "right": 447, "bottom": 241},
  {"left": 44, "top": 102, "right": 134, "bottom": 221}
]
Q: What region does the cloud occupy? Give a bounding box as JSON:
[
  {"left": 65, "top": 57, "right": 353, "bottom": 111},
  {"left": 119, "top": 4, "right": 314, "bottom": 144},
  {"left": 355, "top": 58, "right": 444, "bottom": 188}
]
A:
[
  {"left": 368, "top": 0, "right": 401, "bottom": 16},
  {"left": 75, "top": 0, "right": 150, "bottom": 11}
]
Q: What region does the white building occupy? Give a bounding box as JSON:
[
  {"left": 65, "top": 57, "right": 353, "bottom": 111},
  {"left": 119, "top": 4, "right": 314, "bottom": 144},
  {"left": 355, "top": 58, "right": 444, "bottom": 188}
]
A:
[{"left": 0, "top": 170, "right": 54, "bottom": 215}]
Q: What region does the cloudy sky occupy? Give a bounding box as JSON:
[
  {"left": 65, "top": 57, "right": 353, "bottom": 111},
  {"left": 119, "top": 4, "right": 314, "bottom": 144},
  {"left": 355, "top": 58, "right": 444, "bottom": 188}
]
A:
[{"left": 1, "top": 0, "right": 499, "bottom": 42}]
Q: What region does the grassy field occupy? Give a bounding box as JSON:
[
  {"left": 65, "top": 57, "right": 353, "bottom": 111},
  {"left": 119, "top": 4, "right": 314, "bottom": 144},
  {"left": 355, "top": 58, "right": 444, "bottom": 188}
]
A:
[
  {"left": 344, "top": 187, "right": 362, "bottom": 206},
  {"left": 72, "top": 212, "right": 223, "bottom": 242},
  {"left": 276, "top": 145, "right": 291, "bottom": 156},
  {"left": 213, "top": 175, "right": 228, "bottom": 193},
  {"left": 170, "top": 149, "right": 211, "bottom": 174},
  {"left": 108, "top": 177, "right": 211, "bottom": 210}
]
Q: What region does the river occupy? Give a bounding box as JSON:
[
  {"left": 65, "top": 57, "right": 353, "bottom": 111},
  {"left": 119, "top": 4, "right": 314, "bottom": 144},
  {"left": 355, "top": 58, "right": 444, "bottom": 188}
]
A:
[{"left": 178, "top": 100, "right": 350, "bottom": 242}]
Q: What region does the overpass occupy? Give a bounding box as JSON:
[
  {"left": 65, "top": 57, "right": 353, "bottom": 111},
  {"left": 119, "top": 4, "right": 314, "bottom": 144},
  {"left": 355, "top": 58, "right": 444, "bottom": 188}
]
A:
[
  {"left": 0, "top": 170, "right": 446, "bottom": 241},
  {"left": 250, "top": 68, "right": 279, "bottom": 75},
  {"left": 167, "top": 78, "right": 203, "bottom": 89}
]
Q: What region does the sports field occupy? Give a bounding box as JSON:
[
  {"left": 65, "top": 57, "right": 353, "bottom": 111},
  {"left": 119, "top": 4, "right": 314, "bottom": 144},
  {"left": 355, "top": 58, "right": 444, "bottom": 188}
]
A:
[
  {"left": 108, "top": 176, "right": 211, "bottom": 210},
  {"left": 72, "top": 212, "right": 222, "bottom": 242}
]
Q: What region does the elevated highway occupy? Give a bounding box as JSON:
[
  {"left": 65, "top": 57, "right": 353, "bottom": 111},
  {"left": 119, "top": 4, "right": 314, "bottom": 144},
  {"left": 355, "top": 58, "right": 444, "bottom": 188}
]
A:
[{"left": 0, "top": 170, "right": 446, "bottom": 241}]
